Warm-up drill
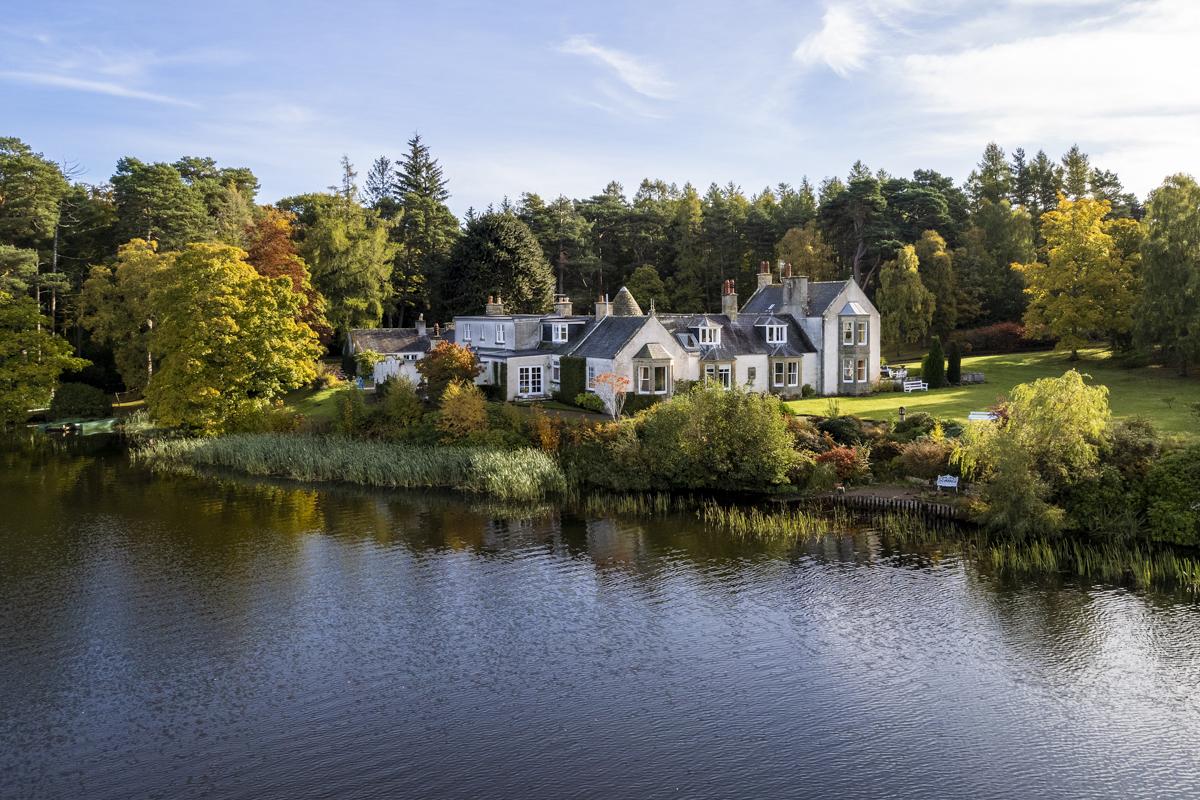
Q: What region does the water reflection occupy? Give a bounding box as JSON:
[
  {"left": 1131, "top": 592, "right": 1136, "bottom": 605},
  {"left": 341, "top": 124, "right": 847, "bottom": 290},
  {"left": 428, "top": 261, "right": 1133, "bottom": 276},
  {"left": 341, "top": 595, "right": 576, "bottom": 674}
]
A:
[{"left": 2, "top": 447, "right": 1199, "bottom": 800}]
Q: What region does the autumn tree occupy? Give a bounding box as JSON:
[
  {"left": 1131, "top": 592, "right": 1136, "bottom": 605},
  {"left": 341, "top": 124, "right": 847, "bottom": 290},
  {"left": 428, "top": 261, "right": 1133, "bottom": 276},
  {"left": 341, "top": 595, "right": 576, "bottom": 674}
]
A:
[
  {"left": 775, "top": 221, "right": 839, "bottom": 280},
  {"left": 416, "top": 340, "right": 481, "bottom": 400},
  {"left": 914, "top": 230, "right": 957, "bottom": 338},
  {"left": 79, "top": 239, "right": 173, "bottom": 391},
  {"left": 144, "top": 243, "right": 321, "bottom": 433},
  {"left": 1015, "top": 196, "right": 1137, "bottom": 358},
  {"left": 436, "top": 379, "right": 487, "bottom": 440},
  {"left": 0, "top": 290, "right": 87, "bottom": 425},
  {"left": 243, "top": 208, "right": 331, "bottom": 344},
  {"left": 877, "top": 245, "right": 935, "bottom": 352}
]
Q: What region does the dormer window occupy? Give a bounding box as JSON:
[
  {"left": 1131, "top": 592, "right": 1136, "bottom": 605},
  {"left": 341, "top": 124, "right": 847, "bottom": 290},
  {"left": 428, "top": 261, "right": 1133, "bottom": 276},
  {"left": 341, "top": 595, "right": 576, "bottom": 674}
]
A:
[
  {"left": 551, "top": 323, "right": 569, "bottom": 343},
  {"left": 766, "top": 324, "right": 787, "bottom": 344},
  {"left": 698, "top": 326, "right": 720, "bottom": 346}
]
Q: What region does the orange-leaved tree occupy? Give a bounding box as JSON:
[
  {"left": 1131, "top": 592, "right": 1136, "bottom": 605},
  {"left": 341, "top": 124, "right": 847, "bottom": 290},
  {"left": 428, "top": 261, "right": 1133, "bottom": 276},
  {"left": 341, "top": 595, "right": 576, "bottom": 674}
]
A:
[{"left": 416, "top": 340, "right": 482, "bottom": 400}]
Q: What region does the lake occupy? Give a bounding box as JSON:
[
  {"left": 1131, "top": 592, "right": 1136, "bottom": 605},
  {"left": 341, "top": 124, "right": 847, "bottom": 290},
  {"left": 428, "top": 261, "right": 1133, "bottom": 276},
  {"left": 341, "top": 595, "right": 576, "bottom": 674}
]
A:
[{"left": 2, "top": 441, "right": 1199, "bottom": 800}]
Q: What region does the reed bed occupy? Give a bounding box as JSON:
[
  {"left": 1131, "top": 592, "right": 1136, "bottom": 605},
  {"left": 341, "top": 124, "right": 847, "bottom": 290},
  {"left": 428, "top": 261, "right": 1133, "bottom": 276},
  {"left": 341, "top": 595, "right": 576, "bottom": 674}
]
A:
[
  {"left": 697, "top": 502, "right": 856, "bottom": 542},
  {"left": 984, "top": 538, "right": 1200, "bottom": 594},
  {"left": 576, "top": 491, "right": 693, "bottom": 518},
  {"left": 133, "top": 434, "right": 567, "bottom": 502}
]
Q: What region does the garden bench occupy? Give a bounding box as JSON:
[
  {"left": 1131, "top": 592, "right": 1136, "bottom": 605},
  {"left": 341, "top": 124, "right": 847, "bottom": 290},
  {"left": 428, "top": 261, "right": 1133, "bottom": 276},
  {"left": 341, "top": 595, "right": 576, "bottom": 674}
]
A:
[
  {"left": 902, "top": 379, "right": 928, "bottom": 392},
  {"left": 967, "top": 411, "right": 998, "bottom": 422},
  {"left": 935, "top": 475, "right": 959, "bottom": 493}
]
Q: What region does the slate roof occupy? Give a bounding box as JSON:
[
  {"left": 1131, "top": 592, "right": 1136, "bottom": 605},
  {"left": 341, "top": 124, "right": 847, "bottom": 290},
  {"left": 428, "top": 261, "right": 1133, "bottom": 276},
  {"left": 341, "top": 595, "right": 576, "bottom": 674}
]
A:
[
  {"left": 738, "top": 280, "right": 850, "bottom": 316},
  {"left": 348, "top": 327, "right": 450, "bottom": 354},
  {"left": 633, "top": 343, "right": 672, "bottom": 360},
  {"left": 564, "top": 316, "right": 651, "bottom": 359},
  {"left": 657, "top": 313, "right": 816, "bottom": 357}
]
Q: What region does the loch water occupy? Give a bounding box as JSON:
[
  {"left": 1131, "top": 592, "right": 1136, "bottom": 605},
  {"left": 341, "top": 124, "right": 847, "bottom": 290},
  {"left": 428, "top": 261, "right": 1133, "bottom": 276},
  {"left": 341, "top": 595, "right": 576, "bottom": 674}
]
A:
[{"left": 2, "top": 441, "right": 1198, "bottom": 800}]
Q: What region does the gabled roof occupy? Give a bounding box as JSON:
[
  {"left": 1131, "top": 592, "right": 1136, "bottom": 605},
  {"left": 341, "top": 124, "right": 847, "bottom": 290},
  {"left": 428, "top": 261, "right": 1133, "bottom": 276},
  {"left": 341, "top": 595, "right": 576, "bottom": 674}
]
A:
[
  {"left": 633, "top": 342, "right": 672, "bottom": 360},
  {"left": 348, "top": 327, "right": 449, "bottom": 354},
  {"left": 840, "top": 301, "right": 868, "bottom": 315},
  {"left": 565, "top": 316, "right": 652, "bottom": 359},
  {"left": 809, "top": 281, "right": 850, "bottom": 315},
  {"left": 738, "top": 279, "right": 852, "bottom": 316},
  {"left": 740, "top": 285, "right": 784, "bottom": 314}
]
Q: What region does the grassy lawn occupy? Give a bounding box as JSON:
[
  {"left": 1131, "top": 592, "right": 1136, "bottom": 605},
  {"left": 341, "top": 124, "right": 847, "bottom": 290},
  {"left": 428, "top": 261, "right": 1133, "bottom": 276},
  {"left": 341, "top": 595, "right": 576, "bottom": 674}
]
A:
[
  {"left": 785, "top": 349, "right": 1200, "bottom": 437},
  {"left": 283, "top": 385, "right": 345, "bottom": 422}
]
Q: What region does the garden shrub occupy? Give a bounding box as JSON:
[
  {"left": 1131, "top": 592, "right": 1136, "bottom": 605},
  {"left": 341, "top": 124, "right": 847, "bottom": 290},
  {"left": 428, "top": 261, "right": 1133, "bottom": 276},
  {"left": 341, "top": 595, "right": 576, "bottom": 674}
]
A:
[
  {"left": 890, "top": 411, "right": 936, "bottom": 442},
  {"left": 334, "top": 387, "right": 369, "bottom": 436},
  {"left": 806, "top": 461, "right": 840, "bottom": 493},
  {"left": 800, "top": 384, "right": 816, "bottom": 398},
  {"left": 1059, "top": 464, "right": 1144, "bottom": 541},
  {"left": 1145, "top": 444, "right": 1200, "bottom": 545},
  {"left": 950, "top": 322, "right": 1053, "bottom": 354},
  {"left": 815, "top": 445, "right": 871, "bottom": 483},
  {"left": 225, "top": 403, "right": 302, "bottom": 434},
  {"left": 622, "top": 393, "right": 663, "bottom": 416},
  {"left": 49, "top": 383, "right": 112, "bottom": 420},
  {"left": 574, "top": 392, "right": 605, "bottom": 413},
  {"left": 438, "top": 380, "right": 488, "bottom": 441},
  {"left": 817, "top": 415, "right": 864, "bottom": 446},
  {"left": 1106, "top": 417, "right": 1161, "bottom": 481},
  {"left": 786, "top": 415, "right": 825, "bottom": 453},
  {"left": 380, "top": 377, "right": 424, "bottom": 429},
  {"left": 528, "top": 408, "right": 563, "bottom": 453},
  {"left": 898, "top": 439, "right": 953, "bottom": 480}
]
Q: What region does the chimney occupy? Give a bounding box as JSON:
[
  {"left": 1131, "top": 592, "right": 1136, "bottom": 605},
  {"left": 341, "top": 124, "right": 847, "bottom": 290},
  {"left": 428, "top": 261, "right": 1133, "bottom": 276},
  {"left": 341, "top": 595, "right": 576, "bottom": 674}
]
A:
[
  {"left": 782, "top": 269, "right": 809, "bottom": 316},
  {"left": 433, "top": 322, "right": 441, "bottom": 338},
  {"left": 721, "top": 279, "right": 739, "bottom": 321},
  {"left": 554, "top": 294, "right": 573, "bottom": 317},
  {"left": 415, "top": 313, "right": 426, "bottom": 338},
  {"left": 595, "top": 293, "right": 612, "bottom": 320},
  {"left": 757, "top": 260, "right": 773, "bottom": 290},
  {"left": 485, "top": 294, "right": 504, "bottom": 316}
]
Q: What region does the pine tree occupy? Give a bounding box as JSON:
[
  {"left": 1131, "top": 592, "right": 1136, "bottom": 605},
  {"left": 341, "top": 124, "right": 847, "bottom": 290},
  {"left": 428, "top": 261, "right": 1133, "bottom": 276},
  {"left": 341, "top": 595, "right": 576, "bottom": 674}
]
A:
[
  {"left": 393, "top": 134, "right": 459, "bottom": 325},
  {"left": 1061, "top": 145, "right": 1091, "bottom": 200},
  {"left": 946, "top": 340, "right": 962, "bottom": 385},
  {"left": 966, "top": 143, "right": 1013, "bottom": 208},
  {"left": 923, "top": 336, "right": 946, "bottom": 389},
  {"left": 364, "top": 156, "right": 397, "bottom": 214},
  {"left": 440, "top": 213, "right": 553, "bottom": 318}
]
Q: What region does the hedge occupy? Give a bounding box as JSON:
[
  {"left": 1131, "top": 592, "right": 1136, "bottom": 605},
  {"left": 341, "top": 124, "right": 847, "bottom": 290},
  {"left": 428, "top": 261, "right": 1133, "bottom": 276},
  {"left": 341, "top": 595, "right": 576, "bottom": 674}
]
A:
[{"left": 559, "top": 356, "right": 586, "bottom": 402}]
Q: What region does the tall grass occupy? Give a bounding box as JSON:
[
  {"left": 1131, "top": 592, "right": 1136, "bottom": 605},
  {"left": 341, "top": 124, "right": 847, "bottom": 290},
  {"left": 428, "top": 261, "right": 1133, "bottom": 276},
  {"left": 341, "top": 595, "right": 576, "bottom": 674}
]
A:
[
  {"left": 698, "top": 502, "right": 856, "bottom": 542},
  {"left": 133, "top": 433, "right": 566, "bottom": 502}
]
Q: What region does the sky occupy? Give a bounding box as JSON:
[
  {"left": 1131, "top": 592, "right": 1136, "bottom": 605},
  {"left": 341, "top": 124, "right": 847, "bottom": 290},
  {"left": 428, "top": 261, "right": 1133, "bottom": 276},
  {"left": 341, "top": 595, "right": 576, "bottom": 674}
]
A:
[{"left": 2, "top": 0, "right": 1197, "bottom": 215}]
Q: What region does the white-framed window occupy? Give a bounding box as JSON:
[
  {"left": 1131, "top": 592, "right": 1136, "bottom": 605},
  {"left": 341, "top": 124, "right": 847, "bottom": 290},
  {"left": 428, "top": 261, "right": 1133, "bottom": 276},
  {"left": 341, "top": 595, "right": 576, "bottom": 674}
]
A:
[
  {"left": 403, "top": 353, "right": 419, "bottom": 361},
  {"left": 638, "top": 365, "right": 652, "bottom": 394},
  {"left": 747, "top": 366, "right": 757, "bottom": 384},
  {"left": 773, "top": 361, "right": 785, "bottom": 387},
  {"left": 856, "top": 357, "right": 867, "bottom": 382},
  {"left": 551, "top": 357, "right": 560, "bottom": 384},
  {"left": 654, "top": 365, "right": 668, "bottom": 394},
  {"left": 718, "top": 365, "right": 732, "bottom": 389},
  {"left": 518, "top": 366, "right": 543, "bottom": 396},
  {"left": 464, "top": 323, "right": 472, "bottom": 342},
  {"left": 856, "top": 320, "right": 867, "bottom": 345},
  {"left": 766, "top": 324, "right": 786, "bottom": 344},
  {"left": 551, "top": 323, "right": 569, "bottom": 343},
  {"left": 842, "top": 357, "right": 854, "bottom": 382},
  {"left": 496, "top": 325, "right": 506, "bottom": 345},
  {"left": 787, "top": 361, "right": 798, "bottom": 386},
  {"left": 587, "top": 363, "right": 596, "bottom": 389},
  {"left": 841, "top": 319, "right": 853, "bottom": 345},
  {"left": 698, "top": 326, "right": 720, "bottom": 345}
]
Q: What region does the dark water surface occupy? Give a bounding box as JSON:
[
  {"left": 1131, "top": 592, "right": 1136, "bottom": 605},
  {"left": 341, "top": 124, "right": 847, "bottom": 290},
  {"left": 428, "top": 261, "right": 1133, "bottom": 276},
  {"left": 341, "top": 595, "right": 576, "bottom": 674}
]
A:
[{"left": 2, "top": 444, "right": 1199, "bottom": 800}]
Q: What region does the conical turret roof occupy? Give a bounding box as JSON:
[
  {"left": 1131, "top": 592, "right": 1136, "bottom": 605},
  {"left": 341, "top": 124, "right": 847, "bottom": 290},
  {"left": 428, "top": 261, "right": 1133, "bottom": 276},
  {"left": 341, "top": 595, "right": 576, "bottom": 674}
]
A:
[{"left": 612, "top": 286, "right": 643, "bottom": 316}]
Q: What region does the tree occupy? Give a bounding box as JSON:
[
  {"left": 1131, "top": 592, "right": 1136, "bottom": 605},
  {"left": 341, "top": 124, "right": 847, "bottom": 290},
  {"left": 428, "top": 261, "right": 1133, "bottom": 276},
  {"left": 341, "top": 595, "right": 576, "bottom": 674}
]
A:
[
  {"left": 1015, "top": 196, "right": 1136, "bottom": 358},
  {"left": 955, "top": 200, "right": 1034, "bottom": 323},
  {"left": 79, "top": 239, "right": 172, "bottom": 391},
  {"left": 144, "top": 243, "right": 321, "bottom": 433},
  {"left": 922, "top": 336, "right": 946, "bottom": 389},
  {"left": 819, "top": 170, "right": 895, "bottom": 289},
  {"left": 439, "top": 213, "right": 553, "bottom": 318},
  {"left": 945, "top": 340, "right": 962, "bottom": 384},
  {"left": 775, "top": 221, "right": 839, "bottom": 280},
  {"left": 878, "top": 245, "right": 935, "bottom": 352},
  {"left": 280, "top": 192, "right": 395, "bottom": 333},
  {"left": 518, "top": 193, "right": 594, "bottom": 298},
  {"left": 243, "top": 208, "right": 331, "bottom": 344},
  {"left": 592, "top": 372, "right": 630, "bottom": 420},
  {"left": 966, "top": 143, "right": 1013, "bottom": 208},
  {"left": 1137, "top": 174, "right": 1200, "bottom": 374},
  {"left": 0, "top": 137, "right": 69, "bottom": 249},
  {"left": 110, "top": 157, "right": 209, "bottom": 249},
  {"left": 415, "top": 340, "right": 481, "bottom": 400},
  {"left": 0, "top": 245, "right": 38, "bottom": 295},
  {"left": 913, "top": 230, "right": 957, "bottom": 338},
  {"left": 623, "top": 265, "right": 667, "bottom": 310},
  {"left": 1061, "top": 145, "right": 1091, "bottom": 200},
  {"left": 391, "top": 135, "right": 459, "bottom": 325},
  {"left": 0, "top": 290, "right": 87, "bottom": 425}
]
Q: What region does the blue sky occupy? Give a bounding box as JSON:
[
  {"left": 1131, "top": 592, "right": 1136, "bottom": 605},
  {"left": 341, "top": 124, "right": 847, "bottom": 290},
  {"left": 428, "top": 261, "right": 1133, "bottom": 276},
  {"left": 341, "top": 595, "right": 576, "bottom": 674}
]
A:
[{"left": 3, "top": 0, "right": 1197, "bottom": 215}]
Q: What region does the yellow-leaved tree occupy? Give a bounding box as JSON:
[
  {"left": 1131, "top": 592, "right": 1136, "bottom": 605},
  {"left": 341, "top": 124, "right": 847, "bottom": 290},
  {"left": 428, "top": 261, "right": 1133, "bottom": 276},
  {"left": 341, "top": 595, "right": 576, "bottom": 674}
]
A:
[
  {"left": 144, "top": 243, "right": 322, "bottom": 433},
  {"left": 1014, "top": 196, "right": 1139, "bottom": 359}
]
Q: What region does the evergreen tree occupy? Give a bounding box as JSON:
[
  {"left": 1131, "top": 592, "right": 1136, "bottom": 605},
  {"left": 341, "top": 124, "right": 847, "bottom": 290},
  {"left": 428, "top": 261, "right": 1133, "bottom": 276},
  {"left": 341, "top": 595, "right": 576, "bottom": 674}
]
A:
[
  {"left": 966, "top": 143, "right": 1013, "bottom": 208},
  {"left": 1027, "top": 150, "right": 1063, "bottom": 221},
  {"left": 1136, "top": 174, "right": 1200, "bottom": 374},
  {"left": 440, "top": 212, "right": 553, "bottom": 318},
  {"left": 364, "top": 155, "right": 397, "bottom": 214},
  {"left": 111, "top": 157, "right": 208, "bottom": 250},
  {"left": 945, "top": 340, "right": 962, "bottom": 385},
  {"left": 392, "top": 135, "right": 459, "bottom": 325},
  {"left": 775, "top": 222, "right": 839, "bottom": 281},
  {"left": 914, "top": 230, "right": 957, "bottom": 338},
  {"left": 1061, "top": 145, "right": 1091, "bottom": 200},
  {"left": 922, "top": 336, "right": 946, "bottom": 389}
]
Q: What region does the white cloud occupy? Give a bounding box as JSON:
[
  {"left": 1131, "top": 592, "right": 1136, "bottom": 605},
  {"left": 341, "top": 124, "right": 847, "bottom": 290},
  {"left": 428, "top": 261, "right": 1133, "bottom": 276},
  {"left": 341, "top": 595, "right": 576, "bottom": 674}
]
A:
[
  {"left": 793, "top": 5, "right": 874, "bottom": 77},
  {"left": 0, "top": 70, "right": 196, "bottom": 107},
  {"left": 559, "top": 35, "right": 674, "bottom": 100}
]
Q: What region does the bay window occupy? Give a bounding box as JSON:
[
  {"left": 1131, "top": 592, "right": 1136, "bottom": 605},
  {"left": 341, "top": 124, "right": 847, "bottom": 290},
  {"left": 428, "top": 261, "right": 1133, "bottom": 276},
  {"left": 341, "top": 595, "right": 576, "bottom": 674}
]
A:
[
  {"left": 842, "top": 358, "right": 854, "bottom": 382},
  {"left": 856, "top": 320, "right": 867, "bottom": 345},
  {"left": 841, "top": 319, "right": 854, "bottom": 345}
]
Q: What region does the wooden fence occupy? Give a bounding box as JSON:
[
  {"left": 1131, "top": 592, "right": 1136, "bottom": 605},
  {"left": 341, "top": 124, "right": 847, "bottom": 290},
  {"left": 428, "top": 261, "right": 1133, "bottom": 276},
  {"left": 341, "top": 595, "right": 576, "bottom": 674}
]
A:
[{"left": 795, "top": 492, "right": 971, "bottom": 522}]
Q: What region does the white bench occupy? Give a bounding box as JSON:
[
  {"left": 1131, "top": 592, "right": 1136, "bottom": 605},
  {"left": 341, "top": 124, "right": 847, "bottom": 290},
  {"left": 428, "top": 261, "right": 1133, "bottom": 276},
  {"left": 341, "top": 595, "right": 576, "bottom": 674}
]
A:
[
  {"left": 967, "top": 411, "right": 999, "bottom": 422},
  {"left": 881, "top": 366, "right": 909, "bottom": 380},
  {"left": 936, "top": 475, "right": 959, "bottom": 493},
  {"left": 903, "top": 379, "right": 928, "bottom": 392}
]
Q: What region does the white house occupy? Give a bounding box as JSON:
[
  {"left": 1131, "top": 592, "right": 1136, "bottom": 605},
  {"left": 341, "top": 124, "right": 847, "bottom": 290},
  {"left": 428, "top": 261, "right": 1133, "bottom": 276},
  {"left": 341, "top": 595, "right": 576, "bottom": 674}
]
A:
[
  {"left": 451, "top": 261, "right": 881, "bottom": 401},
  {"left": 346, "top": 316, "right": 452, "bottom": 385}
]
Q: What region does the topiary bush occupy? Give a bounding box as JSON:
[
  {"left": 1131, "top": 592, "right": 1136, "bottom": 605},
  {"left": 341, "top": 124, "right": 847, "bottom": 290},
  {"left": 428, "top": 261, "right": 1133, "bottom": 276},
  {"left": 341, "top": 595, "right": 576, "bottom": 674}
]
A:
[
  {"left": 49, "top": 383, "right": 112, "bottom": 420},
  {"left": 946, "top": 340, "right": 962, "bottom": 385},
  {"left": 923, "top": 337, "right": 946, "bottom": 389}
]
